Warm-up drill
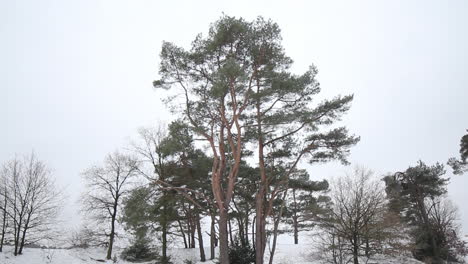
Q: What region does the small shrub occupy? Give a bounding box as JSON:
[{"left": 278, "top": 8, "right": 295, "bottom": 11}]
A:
[
  {"left": 120, "top": 238, "right": 159, "bottom": 262},
  {"left": 158, "top": 255, "right": 173, "bottom": 264},
  {"left": 228, "top": 239, "right": 255, "bottom": 264}
]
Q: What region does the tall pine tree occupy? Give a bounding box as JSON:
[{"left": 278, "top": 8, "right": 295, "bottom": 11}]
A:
[{"left": 384, "top": 161, "right": 449, "bottom": 263}]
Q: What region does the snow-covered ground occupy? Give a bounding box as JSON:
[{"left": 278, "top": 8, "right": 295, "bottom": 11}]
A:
[{"left": 0, "top": 244, "right": 424, "bottom": 264}]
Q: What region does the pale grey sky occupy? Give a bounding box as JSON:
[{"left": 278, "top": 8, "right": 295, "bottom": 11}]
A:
[{"left": 1, "top": 0, "right": 467, "bottom": 233}]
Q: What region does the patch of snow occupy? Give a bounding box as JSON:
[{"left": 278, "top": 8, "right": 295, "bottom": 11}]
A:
[{"left": 0, "top": 244, "right": 427, "bottom": 264}]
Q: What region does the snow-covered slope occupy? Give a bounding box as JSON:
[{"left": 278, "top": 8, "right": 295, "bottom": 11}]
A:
[{"left": 0, "top": 244, "right": 424, "bottom": 264}]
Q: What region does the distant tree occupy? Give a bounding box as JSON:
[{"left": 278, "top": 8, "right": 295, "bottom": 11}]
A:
[
  {"left": 318, "top": 168, "right": 388, "bottom": 264},
  {"left": 1, "top": 153, "right": 61, "bottom": 256},
  {"left": 121, "top": 186, "right": 161, "bottom": 262},
  {"left": 448, "top": 130, "right": 468, "bottom": 175},
  {"left": 428, "top": 198, "right": 468, "bottom": 262},
  {"left": 82, "top": 151, "right": 139, "bottom": 260},
  {"left": 162, "top": 121, "right": 214, "bottom": 262},
  {"left": 121, "top": 186, "right": 154, "bottom": 246},
  {"left": 461, "top": 131, "right": 468, "bottom": 161},
  {"left": 131, "top": 125, "right": 176, "bottom": 262},
  {"left": 69, "top": 224, "right": 104, "bottom": 249},
  {"left": 284, "top": 170, "right": 329, "bottom": 245},
  {"left": 267, "top": 168, "right": 330, "bottom": 263},
  {"left": 384, "top": 161, "right": 455, "bottom": 263},
  {"left": 131, "top": 121, "right": 214, "bottom": 262}
]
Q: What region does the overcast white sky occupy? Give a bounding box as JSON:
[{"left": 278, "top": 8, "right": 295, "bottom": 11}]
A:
[{"left": 1, "top": 0, "right": 467, "bottom": 234}]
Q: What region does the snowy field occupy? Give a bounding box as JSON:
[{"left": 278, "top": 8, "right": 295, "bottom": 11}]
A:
[{"left": 0, "top": 244, "right": 425, "bottom": 264}]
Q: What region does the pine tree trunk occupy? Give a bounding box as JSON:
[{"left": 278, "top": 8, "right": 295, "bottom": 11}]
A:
[
  {"left": 245, "top": 214, "right": 249, "bottom": 246},
  {"left": 255, "top": 102, "right": 268, "bottom": 264},
  {"left": 187, "top": 205, "right": 196, "bottom": 249},
  {"left": 210, "top": 214, "right": 216, "bottom": 260},
  {"left": 251, "top": 216, "right": 256, "bottom": 248},
  {"left": 293, "top": 189, "right": 299, "bottom": 244},
  {"left": 161, "top": 200, "right": 168, "bottom": 260},
  {"left": 218, "top": 208, "right": 230, "bottom": 264},
  {"left": 293, "top": 216, "right": 299, "bottom": 245},
  {"left": 190, "top": 220, "right": 196, "bottom": 248},
  {"left": 237, "top": 216, "right": 244, "bottom": 246},
  {"left": 255, "top": 187, "right": 266, "bottom": 264},
  {"left": 186, "top": 209, "right": 193, "bottom": 249},
  {"left": 178, "top": 219, "right": 188, "bottom": 249},
  {"left": 162, "top": 223, "right": 168, "bottom": 261},
  {"left": 268, "top": 213, "right": 281, "bottom": 264},
  {"left": 196, "top": 213, "right": 206, "bottom": 262},
  {"left": 269, "top": 196, "right": 287, "bottom": 264},
  {"left": 228, "top": 217, "right": 234, "bottom": 245}
]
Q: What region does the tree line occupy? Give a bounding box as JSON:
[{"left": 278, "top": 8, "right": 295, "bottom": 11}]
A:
[
  {"left": 1, "top": 130, "right": 466, "bottom": 264},
  {"left": 71, "top": 121, "right": 467, "bottom": 264},
  {"left": 76, "top": 15, "right": 467, "bottom": 264}
]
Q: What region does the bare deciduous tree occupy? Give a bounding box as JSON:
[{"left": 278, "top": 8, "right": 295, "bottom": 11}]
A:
[
  {"left": 317, "top": 167, "right": 389, "bottom": 264},
  {"left": 82, "top": 151, "right": 139, "bottom": 260},
  {"left": 1, "top": 153, "right": 62, "bottom": 256},
  {"left": 0, "top": 163, "right": 9, "bottom": 252},
  {"left": 427, "top": 198, "right": 468, "bottom": 262}
]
